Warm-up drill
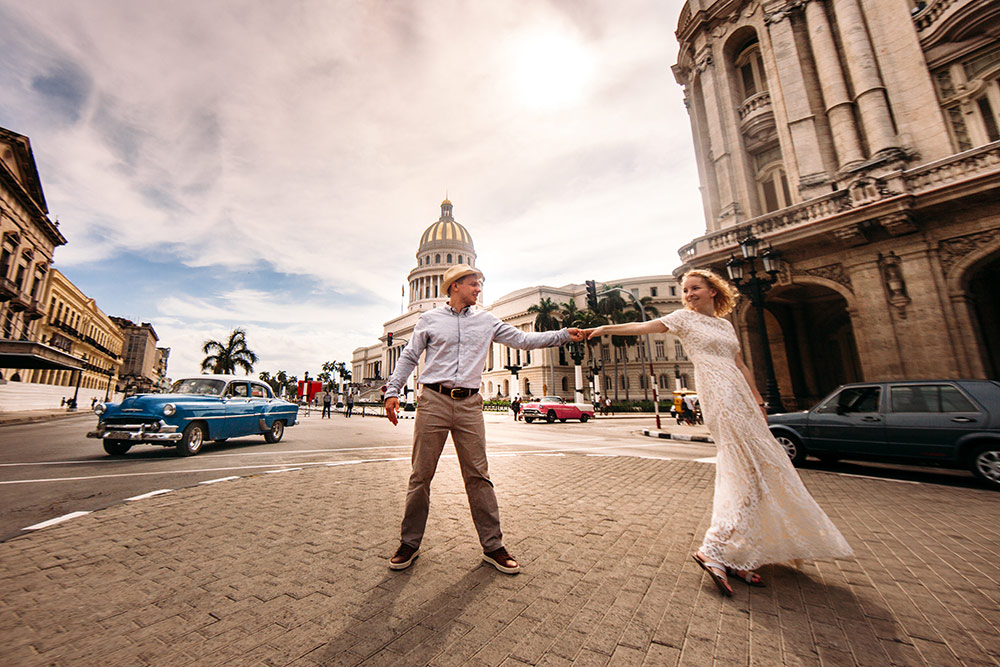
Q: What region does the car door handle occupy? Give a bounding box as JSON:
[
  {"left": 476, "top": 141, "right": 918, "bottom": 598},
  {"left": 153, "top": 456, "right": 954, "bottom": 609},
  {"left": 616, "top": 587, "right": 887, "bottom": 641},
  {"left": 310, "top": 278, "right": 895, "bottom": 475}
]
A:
[
  {"left": 861, "top": 416, "right": 881, "bottom": 422},
  {"left": 951, "top": 417, "right": 975, "bottom": 423}
]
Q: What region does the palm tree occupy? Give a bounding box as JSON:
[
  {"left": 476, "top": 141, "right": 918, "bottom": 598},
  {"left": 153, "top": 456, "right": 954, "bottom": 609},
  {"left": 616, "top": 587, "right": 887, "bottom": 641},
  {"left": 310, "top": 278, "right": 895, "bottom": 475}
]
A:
[
  {"left": 528, "top": 297, "right": 562, "bottom": 395},
  {"left": 333, "top": 361, "right": 350, "bottom": 398},
  {"left": 319, "top": 360, "right": 337, "bottom": 390},
  {"left": 259, "top": 371, "right": 282, "bottom": 396},
  {"left": 201, "top": 328, "right": 258, "bottom": 375}
]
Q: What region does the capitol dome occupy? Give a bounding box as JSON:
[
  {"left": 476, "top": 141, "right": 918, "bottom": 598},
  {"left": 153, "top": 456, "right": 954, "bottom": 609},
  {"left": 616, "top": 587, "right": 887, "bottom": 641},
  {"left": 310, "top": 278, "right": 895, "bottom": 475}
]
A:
[
  {"left": 407, "top": 199, "right": 478, "bottom": 312},
  {"left": 418, "top": 199, "right": 474, "bottom": 251}
]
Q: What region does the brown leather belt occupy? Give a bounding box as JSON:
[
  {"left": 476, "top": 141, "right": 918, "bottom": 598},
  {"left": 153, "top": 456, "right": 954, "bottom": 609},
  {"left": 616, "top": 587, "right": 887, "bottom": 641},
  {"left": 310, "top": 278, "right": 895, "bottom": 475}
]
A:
[{"left": 423, "top": 383, "right": 479, "bottom": 399}]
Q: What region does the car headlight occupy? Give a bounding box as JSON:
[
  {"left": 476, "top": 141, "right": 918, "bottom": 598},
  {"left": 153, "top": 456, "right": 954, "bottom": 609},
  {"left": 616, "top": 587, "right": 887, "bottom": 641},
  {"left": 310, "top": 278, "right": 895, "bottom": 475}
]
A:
[
  {"left": 162, "top": 403, "right": 177, "bottom": 417},
  {"left": 93, "top": 403, "right": 106, "bottom": 416}
]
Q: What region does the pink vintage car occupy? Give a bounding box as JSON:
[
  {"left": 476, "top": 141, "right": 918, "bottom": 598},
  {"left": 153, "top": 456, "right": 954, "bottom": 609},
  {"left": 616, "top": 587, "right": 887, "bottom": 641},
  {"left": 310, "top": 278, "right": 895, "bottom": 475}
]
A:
[{"left": 520, "top": 396, "right": 594, "bottom": 423}]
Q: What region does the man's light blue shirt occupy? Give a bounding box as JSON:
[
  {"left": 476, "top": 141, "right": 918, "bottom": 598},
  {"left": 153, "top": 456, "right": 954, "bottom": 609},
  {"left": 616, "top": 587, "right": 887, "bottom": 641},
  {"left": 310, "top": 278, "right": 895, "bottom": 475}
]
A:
[{"left": 385, "top": 305, "right": 571, "bottom": 399}]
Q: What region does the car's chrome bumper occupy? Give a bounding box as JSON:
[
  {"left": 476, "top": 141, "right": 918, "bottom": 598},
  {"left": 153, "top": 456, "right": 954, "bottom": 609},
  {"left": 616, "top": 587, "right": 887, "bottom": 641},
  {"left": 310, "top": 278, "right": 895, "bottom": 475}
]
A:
[
  {"left": 87, "top": 421, "right": 182, "bottom": 442},
  {"left": 522, "top": 409, "right": 542, "bottom": 416}
]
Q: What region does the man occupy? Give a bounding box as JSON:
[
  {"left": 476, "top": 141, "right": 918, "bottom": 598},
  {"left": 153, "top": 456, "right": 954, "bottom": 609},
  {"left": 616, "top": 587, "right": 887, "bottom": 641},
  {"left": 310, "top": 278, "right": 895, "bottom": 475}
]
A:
[
  {"left": 385, "top": 265, "right": 584, "bottom": 574},
  {"left": 345, "top": 392, "right": 354, "bottom": 418},
  {"left": 322, "top": 389, "right": 333, "bottom": 419}
]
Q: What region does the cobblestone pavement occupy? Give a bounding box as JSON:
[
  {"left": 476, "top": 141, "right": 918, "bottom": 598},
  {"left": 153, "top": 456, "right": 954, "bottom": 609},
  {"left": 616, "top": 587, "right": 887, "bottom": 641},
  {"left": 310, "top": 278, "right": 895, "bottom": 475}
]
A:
[{"left": 2, "top": 454, "right": 998, "bottom": 666}]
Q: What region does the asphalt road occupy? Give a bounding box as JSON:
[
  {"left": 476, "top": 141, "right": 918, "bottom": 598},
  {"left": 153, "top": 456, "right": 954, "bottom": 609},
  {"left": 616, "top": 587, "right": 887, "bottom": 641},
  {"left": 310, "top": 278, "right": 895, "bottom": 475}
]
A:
[{"left": 0, "top": 411, "right": 716, "bottom": 541}]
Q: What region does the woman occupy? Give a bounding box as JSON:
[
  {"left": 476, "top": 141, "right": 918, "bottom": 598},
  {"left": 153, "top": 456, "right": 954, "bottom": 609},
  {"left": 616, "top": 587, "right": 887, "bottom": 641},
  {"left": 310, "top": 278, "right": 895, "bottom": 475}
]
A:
[{"left": 584, "top": 269, "right": 852, "bottom": 596}]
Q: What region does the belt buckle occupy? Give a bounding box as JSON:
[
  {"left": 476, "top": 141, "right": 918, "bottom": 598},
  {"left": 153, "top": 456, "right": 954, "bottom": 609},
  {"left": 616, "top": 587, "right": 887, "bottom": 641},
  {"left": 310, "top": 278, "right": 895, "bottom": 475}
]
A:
[{"left": 449, "top": 388, "right": 462, "bottom": 399}]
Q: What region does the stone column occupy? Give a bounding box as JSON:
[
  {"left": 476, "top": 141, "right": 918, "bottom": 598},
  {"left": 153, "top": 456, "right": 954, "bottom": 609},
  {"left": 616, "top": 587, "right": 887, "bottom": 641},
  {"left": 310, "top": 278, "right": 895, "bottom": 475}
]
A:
[
  {"left": 803, "top": 0, "right": 865, "bottom": 168},
  {"left": 765, "top": 9, "right": 827, "bottom": 180},
  {"left": 693, "top": 46, "right": 741, "bottom": 225},
  {"left": 830, "top": 0, "right": 898, "bottom": 155}
]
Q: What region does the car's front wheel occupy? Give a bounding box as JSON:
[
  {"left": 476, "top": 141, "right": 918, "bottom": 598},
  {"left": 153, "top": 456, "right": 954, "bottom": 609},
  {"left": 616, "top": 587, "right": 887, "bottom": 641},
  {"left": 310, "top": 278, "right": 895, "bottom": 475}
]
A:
[
  {"left": 546, "top": 411, "right": 556, "bottom": 424},
  {"left": 264, "top": 420, "right": 285, "bottom": 443},
  {"left": 176, "top": 422, "right": 206, "bottom": 456},
  {"left": 774, "top": 432, "right": 806, "bottom": 466},
  {"left": 524, "top": 417, "right": 534, "bottom": 423},
  {"left": 970, "top": 443, "right": 1000, "bottom": 490},
  {"left": 103, "top": 439, "right": 131, "bottom": 456},
  {"left": 580, "top": 414, "right": 589, "bottom": 423}
]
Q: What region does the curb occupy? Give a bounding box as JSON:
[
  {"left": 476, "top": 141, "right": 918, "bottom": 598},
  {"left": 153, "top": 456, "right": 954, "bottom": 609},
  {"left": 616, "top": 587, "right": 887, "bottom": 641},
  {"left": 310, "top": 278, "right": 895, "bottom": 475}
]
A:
[
  {"left": 641, "top": 428, "right": 714, "bottom": 443},
  {"left": 0, "top": 411, "right": 93, "bottom": 428}
]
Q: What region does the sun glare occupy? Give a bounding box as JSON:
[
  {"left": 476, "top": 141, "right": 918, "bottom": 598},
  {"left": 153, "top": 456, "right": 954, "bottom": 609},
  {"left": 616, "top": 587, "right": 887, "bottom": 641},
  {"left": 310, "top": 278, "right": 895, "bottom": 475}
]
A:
[{"left": 506, "top": 28, "right": 595, "bottom": 111}]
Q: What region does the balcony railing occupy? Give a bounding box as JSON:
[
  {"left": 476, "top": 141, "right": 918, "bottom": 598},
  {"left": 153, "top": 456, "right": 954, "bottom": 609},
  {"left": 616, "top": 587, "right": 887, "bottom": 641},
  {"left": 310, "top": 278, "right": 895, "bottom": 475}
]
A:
[{"left": 679, "top": 142, "right": 1000, "bottom": 260}]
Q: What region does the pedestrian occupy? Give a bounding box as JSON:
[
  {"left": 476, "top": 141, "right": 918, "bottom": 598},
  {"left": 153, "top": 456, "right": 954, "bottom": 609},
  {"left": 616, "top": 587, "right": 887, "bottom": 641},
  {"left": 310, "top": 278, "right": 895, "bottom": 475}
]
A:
[
  {"left": 511, "top": 396, "right": 521, "bottom": 421},
  {"left": 384, "top": 265, "right": 586, "bottom": 574},
  {"left": 346, "top": 392, "right": 354, "bottom": 418},
  {"left": 682, "top": 393, "right": 696, "bottom": 425},
  {"left": 584, "top": 269, "right": 851, "bottom": 597},
  {"left": 603, "top": 396, "right": 612, "bottom": 416},
  {"left": 322, "top": 389, "right": 332, "bottom": 419}
]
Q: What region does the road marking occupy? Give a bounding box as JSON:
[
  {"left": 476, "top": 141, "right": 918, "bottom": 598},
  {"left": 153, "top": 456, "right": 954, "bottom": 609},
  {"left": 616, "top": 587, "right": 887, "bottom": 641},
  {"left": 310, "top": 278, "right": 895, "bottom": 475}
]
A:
[
  {"left": 199, "top": 476, "right": 240, "bottom": 485},
  {"left": 263, "top": 468, "right": 302, "bottom": 474},
  {"left": 125, "top": 489, "right": 173, "bottom": 501},
  {"left": 24, "top": 511, "right": 91, "bottom": 530},
  {"left": 0, "top": 437, "right": 613, "bottom": 468},
  {"left": 693, "top": 456, "right": 718, "bottom": 464}
]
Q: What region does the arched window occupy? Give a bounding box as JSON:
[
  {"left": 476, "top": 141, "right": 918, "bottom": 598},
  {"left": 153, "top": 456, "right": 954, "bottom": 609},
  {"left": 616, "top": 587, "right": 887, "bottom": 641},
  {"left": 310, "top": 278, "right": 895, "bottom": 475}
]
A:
[
  {"left": 735, "top": 40, "right": 768, "bottom": 102},
  {"left": 561, "top": 377, "right": 568, "bottom": 391},
  {"left": 458, "top": 255, "right": 463, "bottom": 264},
  {"left": 659, "top": 374, "right": 671, "bottom": 389},
  {"left": 753, "top": 145, "right": 792, "bottom": 213},
  {"left": 639, "top": 375, "right": 648, "bottom": 389},
  {"left": 488, "top": 381, "right": 493, "bottom": 395},
  {"left": 447, "top": 253, "right": 453, "bottom": 263},
  {"left": 435, "top": 254, "right": 441, "bottom": 263},
  {"left": 524, "top": 379, "right": 531, "bottom": 396},
  {"left": 503, "top": 379, "right": 509, "bottom": 396}
]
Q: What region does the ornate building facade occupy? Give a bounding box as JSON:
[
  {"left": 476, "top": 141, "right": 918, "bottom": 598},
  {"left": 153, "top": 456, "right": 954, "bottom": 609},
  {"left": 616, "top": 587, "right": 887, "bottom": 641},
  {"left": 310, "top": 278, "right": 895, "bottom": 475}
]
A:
[
  {"left": 353, "top": 200, "right": 695, "bottom": 402},
  {"left": 672, "top": 0, "right": 1000, "bottom": 408},
  {"left": 32, "top": 268, "right": 124, "bottom": 396},
  {"left": 110, "top": 317, "right": 161, "bottom": 394},
  {"left": 0, "top": 127, "right": 74, "bottom": 380}
]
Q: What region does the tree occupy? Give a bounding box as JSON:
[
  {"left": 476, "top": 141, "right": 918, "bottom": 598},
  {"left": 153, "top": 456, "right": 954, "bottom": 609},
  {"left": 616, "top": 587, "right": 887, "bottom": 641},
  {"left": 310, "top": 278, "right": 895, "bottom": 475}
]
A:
[
  {"left": 259, "top": 371, "right": 282, "bottom": 396},
  {"left": 319, "top": 360, "right": 337, "bottom": 390},
  {"left": 201, "top": 328, "right": 258, "bottom": 375},
  {"left": 528, "top": 297, "right": 562, "bottom": 395}
]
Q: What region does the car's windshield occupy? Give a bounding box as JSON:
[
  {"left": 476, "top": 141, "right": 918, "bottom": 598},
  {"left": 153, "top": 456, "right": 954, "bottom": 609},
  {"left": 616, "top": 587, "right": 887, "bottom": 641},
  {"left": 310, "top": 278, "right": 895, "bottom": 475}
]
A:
[
  {"left": 170, "top": 378, "right": 226, "bottom": 396},
  {"left": 541, "top": 396, "right": 563, "bottom": 403}
]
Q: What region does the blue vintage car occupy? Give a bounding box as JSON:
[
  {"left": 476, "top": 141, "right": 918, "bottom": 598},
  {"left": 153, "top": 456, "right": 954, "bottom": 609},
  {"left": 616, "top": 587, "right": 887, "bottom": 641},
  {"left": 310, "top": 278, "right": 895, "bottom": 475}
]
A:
[{"left": 87, "top": 375, "right": 299, "bottom": 456}]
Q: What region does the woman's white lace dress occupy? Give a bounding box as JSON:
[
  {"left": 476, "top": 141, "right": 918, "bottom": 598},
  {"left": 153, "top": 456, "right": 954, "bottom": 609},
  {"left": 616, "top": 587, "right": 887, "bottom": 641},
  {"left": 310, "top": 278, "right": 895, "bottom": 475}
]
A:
[{"left": 661, "top": 308, "right": 853, "bottom": 570}]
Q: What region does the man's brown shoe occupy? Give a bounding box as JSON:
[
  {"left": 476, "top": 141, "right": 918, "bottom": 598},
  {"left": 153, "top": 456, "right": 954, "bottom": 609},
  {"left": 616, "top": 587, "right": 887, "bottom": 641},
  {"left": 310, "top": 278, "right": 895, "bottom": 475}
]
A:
[
  {"left": 483, "top": 547, "right": 520, "bottom": 574},
  {"left": 389, "top": 543, "right": 420, "bottom": 570}
]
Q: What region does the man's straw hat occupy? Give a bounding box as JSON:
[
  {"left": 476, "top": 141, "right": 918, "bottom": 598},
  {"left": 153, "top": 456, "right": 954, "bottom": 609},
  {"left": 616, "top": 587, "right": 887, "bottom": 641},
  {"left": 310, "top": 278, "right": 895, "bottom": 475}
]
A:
[{"left": 441, "top": 265, "right": 484, "bottom": 295}]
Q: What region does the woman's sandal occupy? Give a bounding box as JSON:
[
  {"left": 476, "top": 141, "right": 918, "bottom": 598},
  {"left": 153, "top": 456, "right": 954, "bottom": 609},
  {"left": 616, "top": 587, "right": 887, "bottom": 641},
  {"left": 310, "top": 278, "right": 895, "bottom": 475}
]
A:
[
  {"left": 727, "top": 567, "right": 766, "bottom": 587},
  {"left": 692, "top": 552, "right": 733, "bottom": 597}
]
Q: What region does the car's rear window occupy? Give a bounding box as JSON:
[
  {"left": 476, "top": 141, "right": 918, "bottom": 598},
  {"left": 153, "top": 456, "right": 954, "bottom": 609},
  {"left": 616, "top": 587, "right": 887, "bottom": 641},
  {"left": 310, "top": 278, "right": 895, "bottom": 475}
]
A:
[{"left": 890, "top": 384, "right": 977, "bottom": 413}]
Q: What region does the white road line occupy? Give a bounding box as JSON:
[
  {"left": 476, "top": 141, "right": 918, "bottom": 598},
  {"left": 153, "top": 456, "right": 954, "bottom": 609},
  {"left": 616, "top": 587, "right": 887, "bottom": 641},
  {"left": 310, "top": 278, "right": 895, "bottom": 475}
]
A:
[
  {"left": 199, "top": 476, "right": 240, "bottom": 485},
  {"left": 0, "top": 437, "right": 612, "bottom": 468},
  {"left": 693, "top": 456, "right": 718, "bottom": 464},
  {"left": 263, "top": 468, "right": 302, "bottom": 474},
  {"left": 125, "top": 489, "right": 173, "bottom": 501},
  {"left": 0, "top": 443, "right": 716, "bottom": 486},
  {"left": 24, "top": 511, "right": 91, "bottom": 530}
]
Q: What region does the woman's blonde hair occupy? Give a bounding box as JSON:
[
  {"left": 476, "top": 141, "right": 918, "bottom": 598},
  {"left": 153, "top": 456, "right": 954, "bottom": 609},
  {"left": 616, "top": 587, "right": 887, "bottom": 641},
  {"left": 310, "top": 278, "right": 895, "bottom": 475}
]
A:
[{"left": 680, "top": 268, "right": 740, "bottom": 317}]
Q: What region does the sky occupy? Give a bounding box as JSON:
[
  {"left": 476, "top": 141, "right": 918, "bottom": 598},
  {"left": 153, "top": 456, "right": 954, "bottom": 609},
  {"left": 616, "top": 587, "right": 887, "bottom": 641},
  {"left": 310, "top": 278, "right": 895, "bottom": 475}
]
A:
[{"left": 0, "top": 0, "right": 704, "bottom": 380}]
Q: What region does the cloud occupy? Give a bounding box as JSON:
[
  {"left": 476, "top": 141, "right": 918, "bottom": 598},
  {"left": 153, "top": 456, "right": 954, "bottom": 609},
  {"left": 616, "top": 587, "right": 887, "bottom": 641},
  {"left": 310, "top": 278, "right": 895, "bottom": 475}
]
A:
[{"left": 2, "top": 0, "right": 701, "bottom": 377}]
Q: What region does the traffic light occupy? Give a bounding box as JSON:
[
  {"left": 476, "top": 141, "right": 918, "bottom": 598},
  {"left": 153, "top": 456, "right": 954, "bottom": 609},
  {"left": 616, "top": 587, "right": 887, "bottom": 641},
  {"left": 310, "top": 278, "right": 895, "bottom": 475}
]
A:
[
  {"left": 585, "top": 280, "right": 599, "bottom": 310},
  {"left": 386, "top": 332, "right": 393, "bottom": 346}
]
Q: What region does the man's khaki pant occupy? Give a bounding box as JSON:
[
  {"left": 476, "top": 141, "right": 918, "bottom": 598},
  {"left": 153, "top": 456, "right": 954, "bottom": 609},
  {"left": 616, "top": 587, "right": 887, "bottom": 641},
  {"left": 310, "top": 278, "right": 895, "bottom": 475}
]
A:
[{"left": 400, "top": 386, "right": 503, "bottom": 552}]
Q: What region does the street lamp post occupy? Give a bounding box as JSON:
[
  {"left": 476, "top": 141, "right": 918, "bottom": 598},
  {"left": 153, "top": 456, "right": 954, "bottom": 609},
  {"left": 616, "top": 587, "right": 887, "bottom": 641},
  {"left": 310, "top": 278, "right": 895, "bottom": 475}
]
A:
[
  {"left": 568, "top": 341, "right": 586, "bottom": 404},
  {"left": 504, "top": 364, "right": 522, "bottom": 399},
  {"left": 725, "top": 232, "right": 785, "bottom": 414}
]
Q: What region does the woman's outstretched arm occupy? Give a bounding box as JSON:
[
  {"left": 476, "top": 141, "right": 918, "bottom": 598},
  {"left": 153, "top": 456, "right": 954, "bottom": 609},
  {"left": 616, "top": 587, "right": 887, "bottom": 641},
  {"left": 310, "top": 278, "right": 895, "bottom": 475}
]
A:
[{"left": 584, "top": 320, "right": 668, "bottom": 339}]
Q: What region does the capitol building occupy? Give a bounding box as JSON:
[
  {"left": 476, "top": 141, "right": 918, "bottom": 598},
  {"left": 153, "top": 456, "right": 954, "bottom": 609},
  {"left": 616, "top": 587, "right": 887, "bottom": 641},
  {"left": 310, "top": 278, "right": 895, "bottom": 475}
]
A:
[{"left": 352, "top": 200, "right": 694, "bottom": 403}]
